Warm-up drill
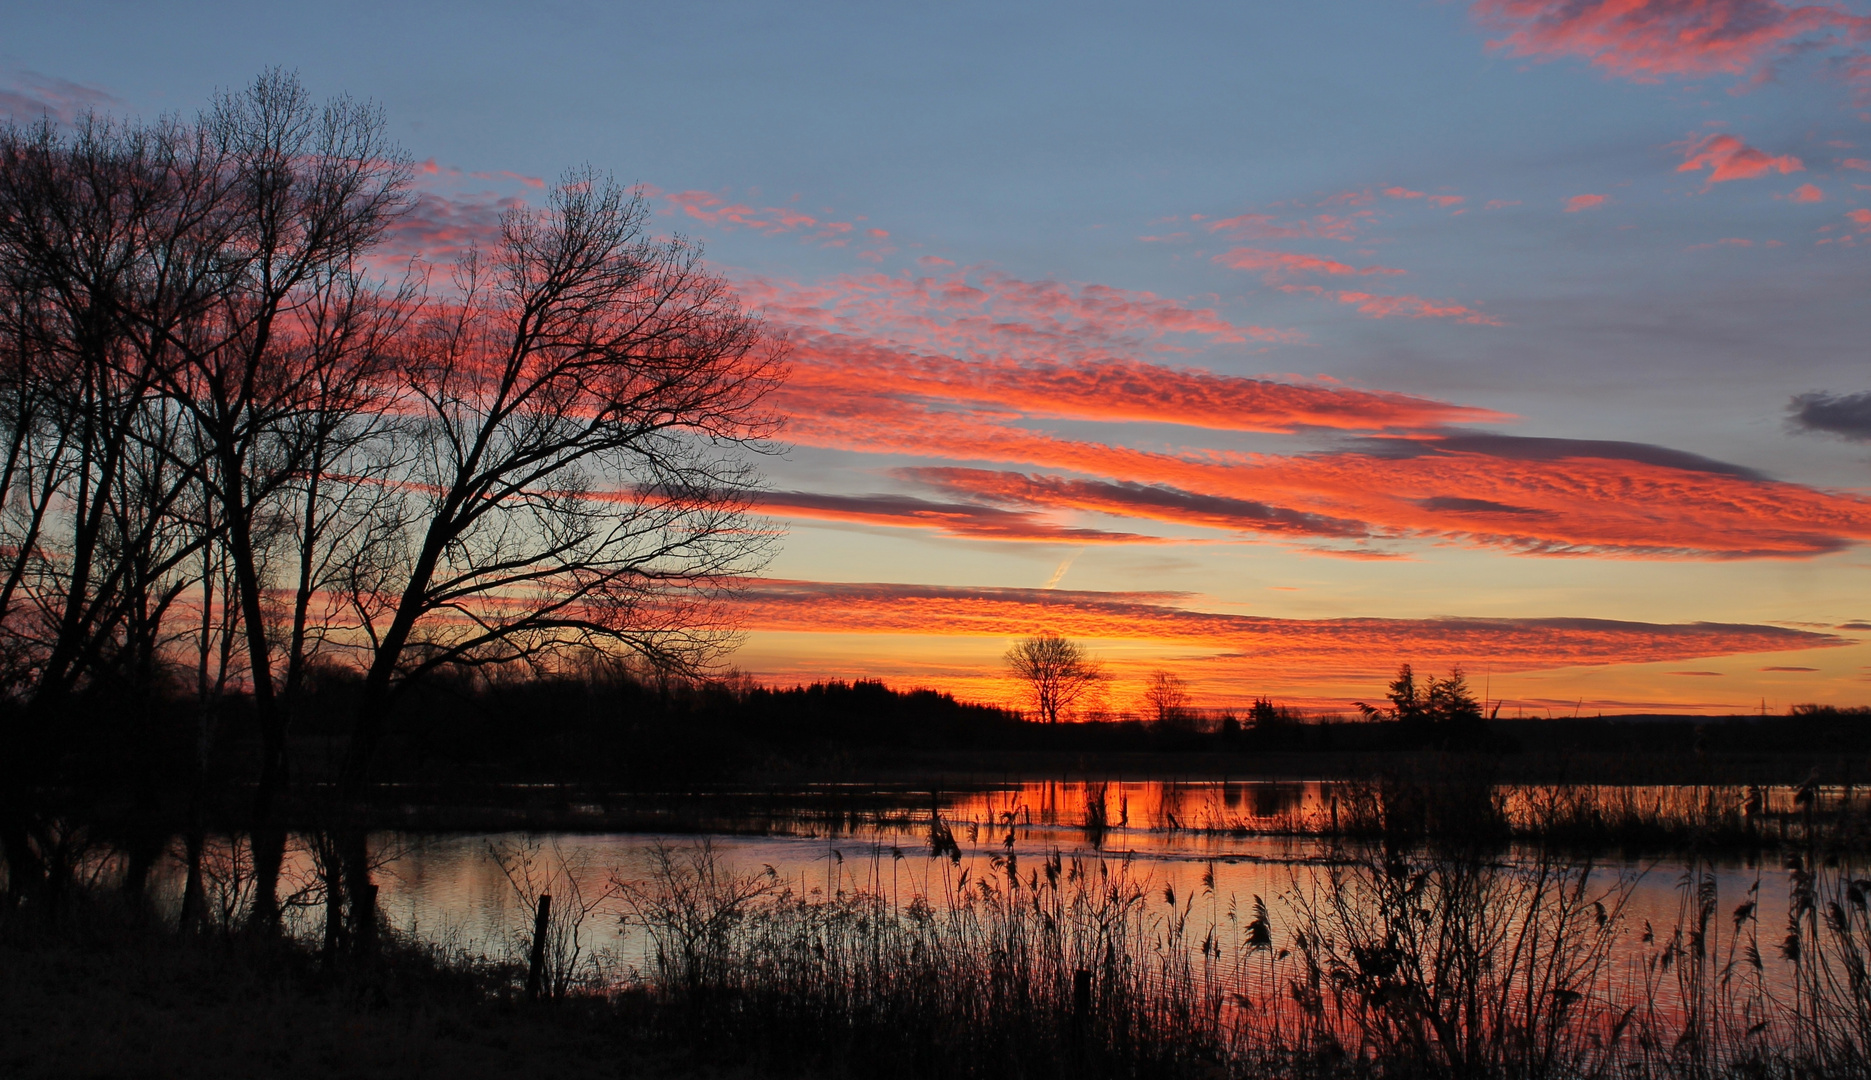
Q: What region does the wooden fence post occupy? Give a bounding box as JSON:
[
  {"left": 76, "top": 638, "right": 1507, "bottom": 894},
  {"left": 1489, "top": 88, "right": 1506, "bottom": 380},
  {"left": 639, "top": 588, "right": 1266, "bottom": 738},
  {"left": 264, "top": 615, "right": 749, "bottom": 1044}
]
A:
[{"left": 526, "top": 894, "right": 552, "bottom": 1000}]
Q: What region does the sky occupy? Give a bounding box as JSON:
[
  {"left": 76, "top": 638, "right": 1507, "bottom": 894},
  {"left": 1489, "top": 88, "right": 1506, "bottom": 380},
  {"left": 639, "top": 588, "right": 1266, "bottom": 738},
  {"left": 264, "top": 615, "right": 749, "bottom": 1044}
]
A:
[{"left": 8, "top": 0, "right": 1871, "bottom": 716}]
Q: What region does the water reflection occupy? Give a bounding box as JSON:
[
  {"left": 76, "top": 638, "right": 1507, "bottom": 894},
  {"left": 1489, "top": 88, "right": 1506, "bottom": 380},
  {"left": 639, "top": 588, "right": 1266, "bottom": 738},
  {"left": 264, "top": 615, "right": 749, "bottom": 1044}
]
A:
[{"left": 129, "top": 780, "right": 1808, "bottom": 977}]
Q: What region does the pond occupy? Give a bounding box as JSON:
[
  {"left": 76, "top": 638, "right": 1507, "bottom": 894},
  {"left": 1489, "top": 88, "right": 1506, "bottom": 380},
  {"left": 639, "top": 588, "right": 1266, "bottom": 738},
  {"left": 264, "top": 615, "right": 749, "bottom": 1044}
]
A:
[{"left": 143, "top": 778, "right": 1827, "bottom": 991}]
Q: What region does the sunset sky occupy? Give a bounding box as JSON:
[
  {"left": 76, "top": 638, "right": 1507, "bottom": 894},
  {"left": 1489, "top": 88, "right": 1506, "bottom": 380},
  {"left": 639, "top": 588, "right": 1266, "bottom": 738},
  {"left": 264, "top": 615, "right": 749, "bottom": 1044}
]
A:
[{"left": 11, "top": 0, "right": 1871, "bottom": 715}]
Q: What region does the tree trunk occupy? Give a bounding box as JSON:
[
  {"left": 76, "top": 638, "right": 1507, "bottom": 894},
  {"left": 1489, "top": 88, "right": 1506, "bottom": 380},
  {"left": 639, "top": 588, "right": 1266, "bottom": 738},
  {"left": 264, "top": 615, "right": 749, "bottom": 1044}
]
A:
[
  {"left": 248, "top": 826, "right": 285, "bottom": 933},
  {"left": 342, "top": 828, "right": 376, "bottom": 956},
  {"left": 177, "top": 826, "right": 206, "bottom": 932}
]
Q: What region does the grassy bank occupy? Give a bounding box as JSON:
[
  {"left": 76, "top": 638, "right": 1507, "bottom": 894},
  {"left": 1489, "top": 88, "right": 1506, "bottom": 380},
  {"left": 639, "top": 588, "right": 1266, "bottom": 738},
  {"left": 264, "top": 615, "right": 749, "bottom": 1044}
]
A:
[{"left": 0, "top": 897, "right": 681, "bottom": 1080}]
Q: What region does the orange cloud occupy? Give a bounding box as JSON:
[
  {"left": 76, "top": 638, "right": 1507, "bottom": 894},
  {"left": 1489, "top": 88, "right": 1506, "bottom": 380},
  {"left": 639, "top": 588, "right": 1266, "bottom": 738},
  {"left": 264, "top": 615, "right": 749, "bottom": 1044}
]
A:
[
  {"left": 1850, "top": 208, "right": 1871, "bottom": 229},
  {"left": 776, "top": 392, "right": 1871, "bottom": 557},
  {"left": 1677, "top": 133, "right": 1804, "bottom": 184},
  {"left": 740, "top": 262, "right": 1871, "bottom": 563},
  {"left": 733, "top": 580, "right": 1844, "bottom": 678},
  {"left": 1789, "top": 182, "right": 1825, "bottom": 202},
  {"left": 1565, "top": 194, "right": 1609, "bottom": 212},
  {"left": 1474, "top": 0, "right": 1871, "bottom": 88}
]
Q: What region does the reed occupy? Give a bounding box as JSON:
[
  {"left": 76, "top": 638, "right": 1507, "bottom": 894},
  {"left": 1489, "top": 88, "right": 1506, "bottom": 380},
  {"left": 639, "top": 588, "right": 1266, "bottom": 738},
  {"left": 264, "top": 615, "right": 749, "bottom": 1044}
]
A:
[{"left": 604, "top": 837, "right": 1871, "bottom": 1079}]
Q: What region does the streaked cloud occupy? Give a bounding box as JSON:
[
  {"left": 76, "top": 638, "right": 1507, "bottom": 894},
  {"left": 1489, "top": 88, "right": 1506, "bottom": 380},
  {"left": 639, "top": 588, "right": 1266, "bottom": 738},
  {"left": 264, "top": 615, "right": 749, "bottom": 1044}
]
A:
[
  {"left": 899, "top": 467, "right": 1374, "bottom": 538},
  {"left": 774, "top": 383, "right": 1871, "bottom": 556},
  {"left": 774, "top": 340, "right": 1498, "bottom": 435},
  {"left": 1565, "top": 193, "right": 1609, "bottom": 212},
  {"left": 733, "top": 580, "right": 1844, "bottom": 676},
  {"left": 759, "top": 490, "right": 1165, "bottom": 544}
]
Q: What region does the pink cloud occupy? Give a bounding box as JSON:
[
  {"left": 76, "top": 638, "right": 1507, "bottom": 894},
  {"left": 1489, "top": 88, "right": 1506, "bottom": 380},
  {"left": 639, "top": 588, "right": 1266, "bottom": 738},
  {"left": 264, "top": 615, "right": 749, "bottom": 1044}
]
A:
[
  {"left": 1333, "top": 291, "right": 1502, "bottom": 325},
  {"left": 1677, "top": 133, "right": 1804, "bottom": 184},
  {"left": 1205, "top": 210, "right": 1376, "bottom": 243},
  {"left": 468, "top": 169, "right": 546, "bottom": 189},
  {"left": 1844, "top": 158, "right": 1871, "bottom": 170},
  {"left": 1474, "top": 0, "right": 1871, "bottom": 95},
  {"left": 742, "top": 269, "right": 1304, "bottom": 357},
  {"left": 1850, "top": 208, "right": 1871, "bottom": 229},
  {"left": 1789, "top": 182, "right": 1826, "bottom": 201},
  {"left": 1485, "top": 199, "right": 1524, "bottom": 210},
  {"left": 378, "top": 190, "right": 524, "bottom": 261},
  {"left": 1383, "top": 186, "right": 1467, "bottom": 208},
  {"left": 1211, "top": 248, "right": 1492, "bottom": 326},
  {"left": 659, "top": 189, "right": 857, "bottom": 243},
  {"left": 1212, "top": 247, "right": 1406, "bottom": 280},
  {"left": 1565, "top": 194, "right": 1609, "bottom": 212}
]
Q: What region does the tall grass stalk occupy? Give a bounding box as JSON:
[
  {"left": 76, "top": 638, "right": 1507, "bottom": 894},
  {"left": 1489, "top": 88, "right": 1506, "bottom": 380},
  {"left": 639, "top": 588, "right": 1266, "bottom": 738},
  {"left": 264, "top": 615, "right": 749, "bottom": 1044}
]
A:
[{"left": 607, "top": 838, "right": 1871, "bottom": 1079}]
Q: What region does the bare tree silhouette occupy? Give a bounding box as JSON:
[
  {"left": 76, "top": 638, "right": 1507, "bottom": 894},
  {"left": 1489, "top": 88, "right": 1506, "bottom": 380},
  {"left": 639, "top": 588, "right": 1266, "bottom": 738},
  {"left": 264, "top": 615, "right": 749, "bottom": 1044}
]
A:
[
  {"left": 1004, "top": 634, "right": 1102, "bottom": 724},
  {"left": 1143, "top": 669, "right": 1192, "bottom": 730}
]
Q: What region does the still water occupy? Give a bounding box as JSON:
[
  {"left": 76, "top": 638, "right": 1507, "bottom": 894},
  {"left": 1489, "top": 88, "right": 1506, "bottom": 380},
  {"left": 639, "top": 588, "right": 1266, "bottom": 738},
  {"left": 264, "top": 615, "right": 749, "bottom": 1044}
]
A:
[{"left": 155, "top": 778, "right": 1826, "bottom": 986}]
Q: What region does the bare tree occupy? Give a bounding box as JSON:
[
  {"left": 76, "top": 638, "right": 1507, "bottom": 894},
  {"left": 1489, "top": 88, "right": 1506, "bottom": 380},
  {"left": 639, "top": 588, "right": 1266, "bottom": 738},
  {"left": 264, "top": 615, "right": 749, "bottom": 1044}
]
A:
[
  {"left": 1143, "top": 669, "right": 1192, "bottom": 729},
  {"left": 325, "top": 172, "right": 781, "bottom": 940},
  {"left": 336, "top": 173, "right": 783, "bottom": 784},
  {"left": 1004, "top": 634, "right": 1102, "bottom": 724}
]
